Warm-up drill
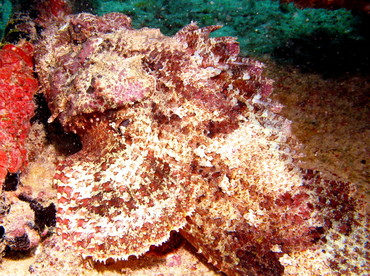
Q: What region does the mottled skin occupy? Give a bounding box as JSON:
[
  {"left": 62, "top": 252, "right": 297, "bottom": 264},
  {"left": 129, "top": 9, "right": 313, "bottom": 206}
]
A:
[{"left": 35, "top": 13, "right": 366, "bottom": 275}]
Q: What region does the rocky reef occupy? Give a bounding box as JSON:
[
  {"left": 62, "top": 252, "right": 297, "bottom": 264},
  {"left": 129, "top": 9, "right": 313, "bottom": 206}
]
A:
[
  {"left": 0, "top": 39, "right": 57, "bottom": 264},
  {"left": 0, "top": 0, "right": 368, "bottom": 274}
]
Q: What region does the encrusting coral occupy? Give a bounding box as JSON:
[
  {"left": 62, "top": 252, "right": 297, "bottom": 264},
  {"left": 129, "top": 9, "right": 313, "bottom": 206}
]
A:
[
  {"left": 32, "top": 11, "right": 369, "bottom": 276},
  {"left": 0, "top": 41, "right": 38, "bottom": 187},
  {"left": 0, "top": 38, "right": 57, "bottom": 262}
]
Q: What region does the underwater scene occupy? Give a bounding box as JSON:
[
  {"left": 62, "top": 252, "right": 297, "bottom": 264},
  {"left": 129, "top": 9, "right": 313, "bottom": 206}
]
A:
[{"left": 0, "top": 0, "right": 369, "bottom": 275}]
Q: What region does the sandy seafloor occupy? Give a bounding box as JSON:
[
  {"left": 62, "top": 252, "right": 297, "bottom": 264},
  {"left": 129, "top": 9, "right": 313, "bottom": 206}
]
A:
[{"left": 0, "top": 56, "right": 368, "bottom": 275}]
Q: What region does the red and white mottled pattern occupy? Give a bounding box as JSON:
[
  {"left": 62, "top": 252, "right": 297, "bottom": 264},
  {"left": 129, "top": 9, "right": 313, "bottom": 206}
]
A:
[{"left": 35, "top": 12, "right": 369, "bottom": 275}]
